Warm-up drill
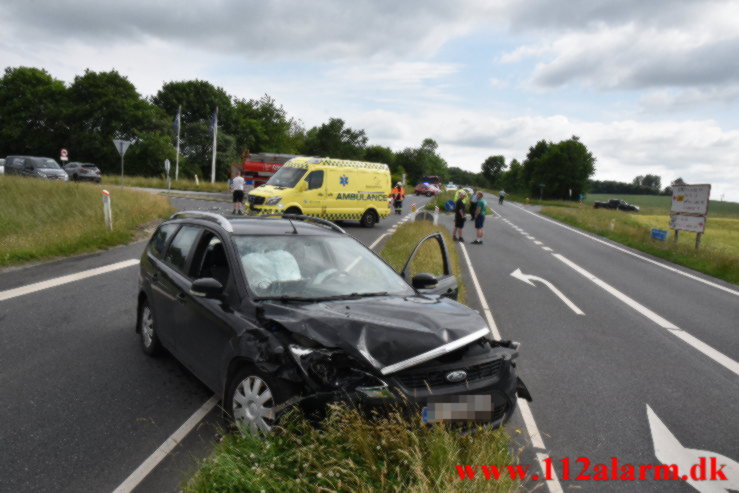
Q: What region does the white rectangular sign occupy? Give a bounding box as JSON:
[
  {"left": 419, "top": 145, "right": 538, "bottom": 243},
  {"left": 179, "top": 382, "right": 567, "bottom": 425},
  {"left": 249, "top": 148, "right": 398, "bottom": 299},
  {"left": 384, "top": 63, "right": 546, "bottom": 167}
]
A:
[
  {"left": 670, "top": 214, "right": 706, "bottom": 233},
  {"left": 671, "top": 184, "right": 711, "bottom": 214}
]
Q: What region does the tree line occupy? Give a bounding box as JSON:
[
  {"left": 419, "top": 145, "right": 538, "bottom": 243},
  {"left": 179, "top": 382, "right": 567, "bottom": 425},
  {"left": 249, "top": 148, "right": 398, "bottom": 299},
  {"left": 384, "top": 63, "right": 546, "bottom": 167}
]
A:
[{"left": 0, "top": 66, "right": 599, "bottom": 196}]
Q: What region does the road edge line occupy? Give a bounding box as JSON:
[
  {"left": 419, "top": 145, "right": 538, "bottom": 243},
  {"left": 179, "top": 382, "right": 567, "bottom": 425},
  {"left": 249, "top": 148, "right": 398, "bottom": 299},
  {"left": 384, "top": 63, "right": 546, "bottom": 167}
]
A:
[
  {"left": 509, "top": 202, "right": 739, "bottom": 297},
  {"left": 112, "top": 396, "right": 218, "bottom": 493},
  {"left": 554, "top": 252, "right": 739, "bottom": 377},
  {"left": 0, "top": 259, "right": 140, "bottom": 302},
  {"left": 459, "top": 242, "right": 563, "bottom": 493}
]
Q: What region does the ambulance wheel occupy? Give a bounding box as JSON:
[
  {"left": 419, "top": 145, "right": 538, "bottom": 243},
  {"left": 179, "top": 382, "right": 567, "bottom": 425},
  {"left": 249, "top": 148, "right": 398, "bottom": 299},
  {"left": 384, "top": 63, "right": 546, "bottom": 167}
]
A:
[
  {"left": 360, "top": 210, "right": 377, "bottom": 228},
  {"left": 285, "top": 207, "right": 302, "bottom": 216}
]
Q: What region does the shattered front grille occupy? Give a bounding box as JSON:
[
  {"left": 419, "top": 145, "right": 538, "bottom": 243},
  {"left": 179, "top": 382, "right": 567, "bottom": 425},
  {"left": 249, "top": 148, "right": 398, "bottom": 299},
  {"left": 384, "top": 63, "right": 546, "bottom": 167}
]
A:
[{"left": 394, "top": 358, "right": 504, "bottom": 389}]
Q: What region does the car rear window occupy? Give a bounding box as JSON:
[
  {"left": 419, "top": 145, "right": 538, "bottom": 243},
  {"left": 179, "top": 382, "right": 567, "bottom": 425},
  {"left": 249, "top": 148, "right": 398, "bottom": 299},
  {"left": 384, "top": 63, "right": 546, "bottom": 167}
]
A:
[
  {"left": 148, "top": 223, "right": 178, "bottom": 259},
  {"left": 163, "top": 225, "right": 201, "bottom": 272}
]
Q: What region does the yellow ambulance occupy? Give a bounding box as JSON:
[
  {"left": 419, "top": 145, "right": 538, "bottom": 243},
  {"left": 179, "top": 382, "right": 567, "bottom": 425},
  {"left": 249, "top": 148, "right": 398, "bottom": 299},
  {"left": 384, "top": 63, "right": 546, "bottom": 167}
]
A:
[{"left": 246, "top": 157, "right": 391, "bottom": 227}]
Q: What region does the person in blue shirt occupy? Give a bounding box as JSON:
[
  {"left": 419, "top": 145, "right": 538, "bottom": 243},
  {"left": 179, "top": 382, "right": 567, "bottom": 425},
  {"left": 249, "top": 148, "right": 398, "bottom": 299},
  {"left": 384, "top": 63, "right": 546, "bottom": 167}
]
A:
[{"left": 472, "top": 192, "right": 487, "bottom": 245}]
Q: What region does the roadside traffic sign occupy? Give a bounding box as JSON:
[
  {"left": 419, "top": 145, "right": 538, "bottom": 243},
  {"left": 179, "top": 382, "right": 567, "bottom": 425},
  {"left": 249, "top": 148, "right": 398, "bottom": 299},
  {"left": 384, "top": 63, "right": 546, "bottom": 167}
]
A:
[
  {"left": 164, "top": 159, "right": 170, "bottom": 173},
  {"left": 113, "top": 139, "right": 132, "bottom": 157}
]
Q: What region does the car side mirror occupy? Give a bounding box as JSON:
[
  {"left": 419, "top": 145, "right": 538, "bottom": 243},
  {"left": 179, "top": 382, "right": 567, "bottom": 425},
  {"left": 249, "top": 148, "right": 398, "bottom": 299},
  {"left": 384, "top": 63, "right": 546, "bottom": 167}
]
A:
[
  {"left": 412, "top": 273, "right": 438, "bottom": 290},
  {"left": 190, "top": 277, "right": 224, "bottom": 298}
]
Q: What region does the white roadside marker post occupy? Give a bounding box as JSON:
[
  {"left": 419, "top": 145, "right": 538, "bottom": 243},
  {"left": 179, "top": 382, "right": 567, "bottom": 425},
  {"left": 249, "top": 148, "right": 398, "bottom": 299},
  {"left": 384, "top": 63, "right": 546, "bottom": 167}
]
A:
[
  {"left": 434, "top": 205, "right": 439, "bottom": 225},
  {"left": 102, "top": 189, "right": 113, "bottom": 231}
]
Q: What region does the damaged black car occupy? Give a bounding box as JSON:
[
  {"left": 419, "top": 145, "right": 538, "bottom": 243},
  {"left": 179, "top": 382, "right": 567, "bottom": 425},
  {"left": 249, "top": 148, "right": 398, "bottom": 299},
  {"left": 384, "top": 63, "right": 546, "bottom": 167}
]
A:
[{"left": 136, "top": 211, "right": 530, "bottom": 435}]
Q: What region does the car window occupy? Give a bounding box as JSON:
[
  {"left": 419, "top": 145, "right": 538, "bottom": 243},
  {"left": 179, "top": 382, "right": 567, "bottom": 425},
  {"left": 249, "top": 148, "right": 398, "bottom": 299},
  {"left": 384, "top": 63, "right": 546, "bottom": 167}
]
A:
[
  {"left": 148, "top": 223, "right": 178, "bottom": 259},
  {"left": 305, "top": 170, "right": 324, "bottom": 190},
  {"left": 163, "top": 225, "right": 201, "bottom": 272},
  {"left": 234, "top": 235, "right": 412, "bottom": 298},
  {"left": 191, "top": 233, "right": 231, "bottom": 286}
]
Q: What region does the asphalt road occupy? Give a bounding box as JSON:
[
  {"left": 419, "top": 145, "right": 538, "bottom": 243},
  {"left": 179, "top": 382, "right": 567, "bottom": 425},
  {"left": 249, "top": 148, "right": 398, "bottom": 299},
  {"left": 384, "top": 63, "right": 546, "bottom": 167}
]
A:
[
  {"left": 2, "top": 194, "right": 736, "bottom": 493},
  {"left": 0, "top": 196, "right": 422, "bottom": 493},
  {"left": 445, "top": 200, "right": 738, "bottom": 492}
]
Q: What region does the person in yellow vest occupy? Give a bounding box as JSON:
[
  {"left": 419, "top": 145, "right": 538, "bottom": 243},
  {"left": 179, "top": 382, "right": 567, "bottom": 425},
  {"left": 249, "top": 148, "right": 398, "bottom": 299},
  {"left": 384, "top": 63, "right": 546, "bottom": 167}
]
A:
[{"left": 390, "top": 182, "right": 405, "bottom": 215}]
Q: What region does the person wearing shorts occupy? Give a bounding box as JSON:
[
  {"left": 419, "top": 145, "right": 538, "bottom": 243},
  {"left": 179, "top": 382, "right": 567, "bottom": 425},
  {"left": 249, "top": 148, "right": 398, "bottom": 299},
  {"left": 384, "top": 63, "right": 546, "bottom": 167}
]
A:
[
  {"left": 453, "top": 190, "right": 467, "bottom": 241},
  {"left": 231, "top": 171, "right": 245, "bottom": 215},
  {"left": 472, "top": 192, "right": 487, "bottom": 244}
]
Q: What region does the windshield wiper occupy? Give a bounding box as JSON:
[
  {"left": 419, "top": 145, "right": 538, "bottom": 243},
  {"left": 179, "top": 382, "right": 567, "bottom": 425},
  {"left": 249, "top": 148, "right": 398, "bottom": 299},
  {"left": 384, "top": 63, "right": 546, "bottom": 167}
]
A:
[{"left": 254, "top": 292, "right": 391, "bottom": 303}]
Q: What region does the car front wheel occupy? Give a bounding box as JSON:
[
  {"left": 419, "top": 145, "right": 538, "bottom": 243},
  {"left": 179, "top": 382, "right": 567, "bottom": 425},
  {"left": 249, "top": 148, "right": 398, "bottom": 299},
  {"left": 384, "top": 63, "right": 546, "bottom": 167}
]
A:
[
  {"left": 139, "top": 300, "right": 162, "bottom": 356},
  {"left": 225, "top": 367, "right": 295, "bottom": 435}
]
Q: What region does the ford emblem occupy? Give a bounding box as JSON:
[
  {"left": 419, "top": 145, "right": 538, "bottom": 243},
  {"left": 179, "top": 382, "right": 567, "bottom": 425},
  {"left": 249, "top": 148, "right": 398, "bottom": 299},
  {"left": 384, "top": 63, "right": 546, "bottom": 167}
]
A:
[{"left": 445, "top": 370, "right": 467, "bottom": 383}]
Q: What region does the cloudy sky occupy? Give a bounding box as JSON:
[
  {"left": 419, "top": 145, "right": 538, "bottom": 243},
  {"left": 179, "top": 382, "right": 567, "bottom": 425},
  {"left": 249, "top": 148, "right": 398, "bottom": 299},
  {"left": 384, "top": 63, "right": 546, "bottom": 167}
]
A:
[{"left": 2, "top": 0, "right": 738, "bottom": 200}]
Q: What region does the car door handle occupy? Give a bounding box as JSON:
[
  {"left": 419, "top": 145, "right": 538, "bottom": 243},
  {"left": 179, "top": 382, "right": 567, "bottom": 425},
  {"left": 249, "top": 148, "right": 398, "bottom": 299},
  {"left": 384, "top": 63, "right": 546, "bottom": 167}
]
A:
[
  {"left": 317, "top": 193, "right": 324, "bottom": 196},
  {"left": 327, "top": 193, "right": 334, "bottom": 196},
  {"left": 176, "top": 292, "right": 187, "bottom": 303},
  {"left": 151, "top": 273, "right": 159, "bottom": 283}
]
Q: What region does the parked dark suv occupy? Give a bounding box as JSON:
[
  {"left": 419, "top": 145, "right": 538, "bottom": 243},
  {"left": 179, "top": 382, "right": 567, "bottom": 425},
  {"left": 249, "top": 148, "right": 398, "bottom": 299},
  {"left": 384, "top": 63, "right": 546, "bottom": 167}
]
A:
[
  {"left": 136, "top": 212, "right": 530, "bottom": 434},
  {"left": 4, "top": 156, "right": 68, "bottom": 181}
]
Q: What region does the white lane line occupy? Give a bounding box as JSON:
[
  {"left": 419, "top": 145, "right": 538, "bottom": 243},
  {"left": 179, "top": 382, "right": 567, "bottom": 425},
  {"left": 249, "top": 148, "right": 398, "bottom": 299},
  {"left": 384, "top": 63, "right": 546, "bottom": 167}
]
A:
[
  {"left": 460, "top": 243, "right": 562, "bottom": 493},
  {"left": 112, "top": 396, "right": 218, "bottom": 493},
  {"left": 459, "top": 244, "right": 501, "bottom": 339},
  {"left": 542, "top": 247, "right": 553, "bottom": 252},
  {"left": 526, "top": 236, "right": 536, "bottom": 240},
  {"left": 534, "top": 241, "right": 543, "bottom": 245},
  {"left": 369, "top": 233, "right": 389, "bottom": 250},
  {"left": 554, "top": 253, "right": 739, "bottom": 377},
  {"left": 0, "top": 259, "right": 140, "bottom": 302},
  {"left": 509, "top": 202, "right": 739, "bottom": 297}
]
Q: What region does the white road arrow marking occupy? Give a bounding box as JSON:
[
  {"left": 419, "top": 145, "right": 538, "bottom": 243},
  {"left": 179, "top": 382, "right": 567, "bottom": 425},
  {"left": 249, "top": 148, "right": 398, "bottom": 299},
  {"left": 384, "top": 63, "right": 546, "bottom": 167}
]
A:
[
  {"left": 510, "top": 268, "right": 585, "bottom": 315},
  {"left": 647, "top": 405, "right": 739, "bottom": 492}
]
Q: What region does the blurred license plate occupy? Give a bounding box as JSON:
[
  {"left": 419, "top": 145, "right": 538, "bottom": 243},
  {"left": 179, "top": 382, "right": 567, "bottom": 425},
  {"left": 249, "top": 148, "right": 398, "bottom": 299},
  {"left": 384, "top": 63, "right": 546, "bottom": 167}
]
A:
[{"left": 421, "top": 395, "right": 493, "bottom": 423}]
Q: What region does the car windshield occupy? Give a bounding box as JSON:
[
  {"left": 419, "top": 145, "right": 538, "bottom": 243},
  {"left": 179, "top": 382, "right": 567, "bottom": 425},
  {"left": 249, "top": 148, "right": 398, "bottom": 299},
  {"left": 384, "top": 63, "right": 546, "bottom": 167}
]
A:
[
  {"left": 233, "top": 235, "right": 414, "bottom": 300},
  {"left": 266, "top": 166, "right": 306, "bottom": 188},
  {"left": 36, "top": 159, "right": 60, "bottom": 169}
]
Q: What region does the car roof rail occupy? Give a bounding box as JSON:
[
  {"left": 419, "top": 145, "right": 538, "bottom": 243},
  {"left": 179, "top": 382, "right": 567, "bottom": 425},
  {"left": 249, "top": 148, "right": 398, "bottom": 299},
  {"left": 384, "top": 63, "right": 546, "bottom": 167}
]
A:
[
  {"left": 248, "top": 214, "right": 346, "bottom": 234},
  {"left": 169, "top": 211, "right": 234, "bottom": 232}
]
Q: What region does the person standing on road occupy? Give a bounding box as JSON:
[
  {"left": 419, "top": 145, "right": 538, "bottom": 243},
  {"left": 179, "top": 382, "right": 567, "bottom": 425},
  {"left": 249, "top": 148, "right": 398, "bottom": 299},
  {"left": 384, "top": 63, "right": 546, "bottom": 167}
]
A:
[
  {"left": 472, "top": 192, "right": 487, "bottom": 245},
  {"left": 231, "top": 171, "right": 246, "bottom": 215},
  {"left": 390, "top": 182, "right": 405, "bottom": 215},
  {"left": 498, "top": 189, "right": 506, "bottom": 205},
  {"left": 453, "top": 190, "right": 467, "bottom": 242},
  {"left": 469, "top": 189, "right": 479, "bottom": 219}
]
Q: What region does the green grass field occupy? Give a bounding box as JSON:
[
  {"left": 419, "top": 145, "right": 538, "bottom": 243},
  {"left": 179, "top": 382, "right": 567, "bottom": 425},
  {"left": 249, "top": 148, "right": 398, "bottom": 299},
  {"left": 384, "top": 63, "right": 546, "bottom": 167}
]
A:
[
  {"left": 585, "top": 193, "right": 739, "bottom": 218},
  {"left": 101, "top": 175, "right": 227, "bottom": 193},
  {"left": 0, "top": 176, "right": 174, "bottom": 266},
  {"left": 184, "top": 222, "right": 517, "bottom": 493}
]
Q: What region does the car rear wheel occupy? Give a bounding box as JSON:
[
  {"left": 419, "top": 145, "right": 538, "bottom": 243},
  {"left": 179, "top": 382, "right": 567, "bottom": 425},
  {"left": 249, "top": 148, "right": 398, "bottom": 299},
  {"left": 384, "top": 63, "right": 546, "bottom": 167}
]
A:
[
  {"left": 139, "top": 300, "right": 162, "bottom": 356},
  {"left": 360, "top": 210, "right": 377, "bottom": 228},
  {"left": 285, "top": 206, "right": 302, "bottom": 215},
  {"left": 224, "top": 367, "right": 295, "bottom": 435}
]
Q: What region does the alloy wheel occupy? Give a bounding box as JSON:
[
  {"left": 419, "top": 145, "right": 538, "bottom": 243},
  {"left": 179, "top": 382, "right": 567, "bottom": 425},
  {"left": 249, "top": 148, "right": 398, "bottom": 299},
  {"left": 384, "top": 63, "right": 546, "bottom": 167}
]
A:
[{"left": 232, "top": 376, "right": 275, "bottom": 435}]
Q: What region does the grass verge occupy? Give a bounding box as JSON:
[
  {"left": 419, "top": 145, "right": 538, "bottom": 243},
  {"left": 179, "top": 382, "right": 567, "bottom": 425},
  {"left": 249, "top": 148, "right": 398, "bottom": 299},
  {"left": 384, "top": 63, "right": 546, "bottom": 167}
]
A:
[
  {"left": 541, "top": 206, "right": 739, "bottom": 285},
  {"left": 184, "top": 222, "right": 516, "bottom": 492},
  {"left": 0, "top": 176, "right": 174, "bottom": 267},
  {"left": 101, "top": 175, "right": 227, "bottom": 193}
]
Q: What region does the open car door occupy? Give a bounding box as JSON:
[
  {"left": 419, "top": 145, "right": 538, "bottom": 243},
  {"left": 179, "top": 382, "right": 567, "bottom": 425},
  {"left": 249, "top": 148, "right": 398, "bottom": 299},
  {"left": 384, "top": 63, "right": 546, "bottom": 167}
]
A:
[{"left": 400, "top": 232, "right": 458, "bottom": 300}]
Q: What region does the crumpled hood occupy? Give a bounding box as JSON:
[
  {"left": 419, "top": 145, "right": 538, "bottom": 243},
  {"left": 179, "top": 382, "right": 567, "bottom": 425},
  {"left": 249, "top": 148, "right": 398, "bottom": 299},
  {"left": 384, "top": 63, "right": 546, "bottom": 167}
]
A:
[{"left": 261, "top": 295, "right": 489, "bottom": 372}]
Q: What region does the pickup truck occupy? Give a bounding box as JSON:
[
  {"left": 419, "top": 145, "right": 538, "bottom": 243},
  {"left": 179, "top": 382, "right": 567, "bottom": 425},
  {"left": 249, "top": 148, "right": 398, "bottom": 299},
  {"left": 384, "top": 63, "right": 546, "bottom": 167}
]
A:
[{"left": 593, "top": 198, "right": 640, "bottom": 212}]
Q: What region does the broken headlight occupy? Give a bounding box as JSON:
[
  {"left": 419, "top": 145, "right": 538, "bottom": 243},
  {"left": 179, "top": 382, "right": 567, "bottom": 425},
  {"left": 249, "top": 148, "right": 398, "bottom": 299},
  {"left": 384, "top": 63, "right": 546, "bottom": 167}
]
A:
[{"left": 288, "top": 344, "right": 387, "bottom": 392}]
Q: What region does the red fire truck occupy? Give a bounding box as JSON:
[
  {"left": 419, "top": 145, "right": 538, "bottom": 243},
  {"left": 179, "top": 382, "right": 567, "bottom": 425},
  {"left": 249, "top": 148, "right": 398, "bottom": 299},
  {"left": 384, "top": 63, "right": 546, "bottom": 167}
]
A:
[{"left": 236, "top": 152, "right": 300, "bottom": 188}]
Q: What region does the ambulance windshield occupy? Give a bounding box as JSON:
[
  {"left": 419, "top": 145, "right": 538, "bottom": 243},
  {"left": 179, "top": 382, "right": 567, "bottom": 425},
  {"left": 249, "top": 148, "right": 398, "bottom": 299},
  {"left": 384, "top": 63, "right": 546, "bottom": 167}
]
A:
[{"left": 266, "top": 166, "right": 306, "bottom": 188}]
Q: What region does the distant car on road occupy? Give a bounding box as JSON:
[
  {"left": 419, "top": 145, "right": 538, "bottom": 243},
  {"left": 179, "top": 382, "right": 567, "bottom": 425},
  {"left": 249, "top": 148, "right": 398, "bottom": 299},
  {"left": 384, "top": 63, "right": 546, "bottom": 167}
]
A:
[
  {"left": 415, "top": 183, "right": 442, "bottom": 196},
  {"left": 593, "top": 198, "right": 640, "bottom": 212},
  {"left": 136, "top": 211, "right": 530, "bottom": 434},
  {"left": 445, "top": 182, "right": 458, "bottom": 191},
  {"left": 63, "top": 162, "right": 102, "bottom": 183},
  {"left": 4, "top": 156, "right": 68, "bottom": 181}
]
